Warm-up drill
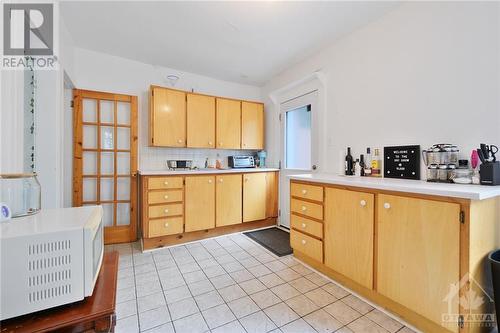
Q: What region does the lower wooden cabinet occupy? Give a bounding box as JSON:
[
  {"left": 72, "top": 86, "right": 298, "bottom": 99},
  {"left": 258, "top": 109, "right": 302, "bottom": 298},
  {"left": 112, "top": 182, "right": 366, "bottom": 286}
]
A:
[
  {"left": 377, "top": 194, "right": 460, "bottom": 331},
  {"left": 149, "top": 217, "right": 183, "bottom": 237},
  {"left": 290, "top": 230, "right": 323, "bottom": 262},
  {"left": 243, "top": 173, "right": 267, "bottom": 222},
  {"left": 324, "top": 188, "right": 374, "bottom": 289},
  {"left": 185, "top": 176, "right": 216, "bottom": 232},
  {"left": 216, "top": 174, "right": 242, "bottom": 227}
]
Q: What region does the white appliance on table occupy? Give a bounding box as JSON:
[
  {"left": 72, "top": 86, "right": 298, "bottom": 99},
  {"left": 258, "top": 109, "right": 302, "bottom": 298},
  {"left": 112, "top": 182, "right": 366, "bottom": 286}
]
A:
[{"left": 0, "top": 206, "right": 104, "bottom": 320}]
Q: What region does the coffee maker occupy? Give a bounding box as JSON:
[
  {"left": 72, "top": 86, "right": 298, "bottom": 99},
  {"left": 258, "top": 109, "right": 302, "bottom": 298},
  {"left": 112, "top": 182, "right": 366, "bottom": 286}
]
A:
[{"left": 422, "top": 144, "right": 459, "bottom": 182}]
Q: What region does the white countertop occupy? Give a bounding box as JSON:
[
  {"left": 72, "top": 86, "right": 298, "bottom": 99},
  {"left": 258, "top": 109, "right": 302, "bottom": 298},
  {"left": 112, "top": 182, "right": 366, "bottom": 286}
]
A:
[
  {"left": 139, "top": 168, "right": 279, "bottom": 176},
  {"left": 288, "top": 173, "right": 500, "bottom": 200}
]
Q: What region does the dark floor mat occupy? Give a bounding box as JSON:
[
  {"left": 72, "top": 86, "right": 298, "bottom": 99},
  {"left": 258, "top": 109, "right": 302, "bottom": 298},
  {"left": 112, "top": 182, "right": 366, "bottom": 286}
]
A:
[{"left": 244, "top": 227, "right": 292, "bottom": 257}]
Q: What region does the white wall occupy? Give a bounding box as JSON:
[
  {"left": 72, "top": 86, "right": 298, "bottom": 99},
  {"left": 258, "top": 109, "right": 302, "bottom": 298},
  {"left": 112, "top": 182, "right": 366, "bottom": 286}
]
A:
[
  {"left": 72, "top": 47, "right": 263, "bottom": 171},
  {"left": 263, "top": 2, "right": 500, "bottom": 177}
]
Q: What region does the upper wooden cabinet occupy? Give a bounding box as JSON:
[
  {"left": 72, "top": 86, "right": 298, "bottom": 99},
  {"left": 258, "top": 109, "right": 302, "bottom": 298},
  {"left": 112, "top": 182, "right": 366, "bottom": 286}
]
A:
[
  {"left": 216, "top": 98, "right": 241, "bottom": 149},
  {"left": 149, "top": 87, "right": 186, "bottom": 147},
  {"left": 377, "top": 194, "right": 460, "bottom": 331},
  {"left": 185, "top": 176, "right": 216, "bottom": 232},
  {"left": 149, "top": 86, "right": 264, "bottom": 150},
  {"left": 243, "top": 173, "right": 267, "bottom": 222},
  {"left": 324, "top": 188, "right": 374, "bottom": 289},
  {"left": 241, "top": 101, "right": 264, "bottom": 150},
  {"left": 187, "top": 93, "right": 216, "bottom": 148}
]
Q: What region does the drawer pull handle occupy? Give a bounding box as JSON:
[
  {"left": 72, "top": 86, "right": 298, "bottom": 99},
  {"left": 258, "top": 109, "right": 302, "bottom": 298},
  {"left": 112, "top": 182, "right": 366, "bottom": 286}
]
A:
[
  {"left": 301, "top": 206, "right": 307, "bottom": 211},
  {"left": 164, "top": 181, "right": 169, "bottom": 185},
  {"left": 384, "top": 203, "right": 391, "bottom": 209},
  {"left": 302, "top": 189, "right": 307, "bottom": 195},
  {"left": 164, "top": 209, "right": 169, "bottom": 213},
  {"left": 301, "top": 239, "right": 306, "bottom": 245},
  {"left": 164, "top": 223, "right": 169, "bottom": 227},
  {"left": 301, "top": 223, "right": 306, "bottom": 228},
  {"left": 164, "top": 195, "right": 169, "bottom": 199},
  {"left": 360, "top": 200, "right": 366, "bottom": 207},
  {"left": 208, "top": 179, "right": 213, "bottom": 183},
  {"left": 177, "top": 139, "right": 183, "bottom": 144}
]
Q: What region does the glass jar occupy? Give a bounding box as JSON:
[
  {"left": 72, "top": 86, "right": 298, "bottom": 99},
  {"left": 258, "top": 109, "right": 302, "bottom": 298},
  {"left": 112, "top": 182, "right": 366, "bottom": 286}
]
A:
[
  {"left": 427, "top": 164, "right": 438, "bottom": 181},
  {"left": 451, "top": 168, "right": 473, "bottom": 184},
  {"left": 0, "top": 173, "right": 41, "bottom": 217},
  {"left": 438, "top": 164, "right": 449, "bottom": 182}
]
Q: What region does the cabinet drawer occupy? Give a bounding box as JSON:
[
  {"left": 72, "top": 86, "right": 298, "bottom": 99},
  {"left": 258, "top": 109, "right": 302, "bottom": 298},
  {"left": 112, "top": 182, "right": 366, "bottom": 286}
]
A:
[
  {"left": 148, "top": 177, "right": 183, "bottom": 190},
  {"left": 291, "top": 183, "right": 323, "bottom": 202},
  {"left": 149, "top": 217, "right": 183, "bottom": 237},
  {"left": 149, "top": 203, "right": 183, "bottom": 218},
  {"left": 291, "top": 198, "right": 323, "bottom": 220},
  {"left": 290, "top": 230, "right": 323, "bottom": 262},
  {"left": 291, "top": 214, "right": 323, "bottom": 239},
  {"left": 148, "top": 190, "right": 183, "bottom": 204}
]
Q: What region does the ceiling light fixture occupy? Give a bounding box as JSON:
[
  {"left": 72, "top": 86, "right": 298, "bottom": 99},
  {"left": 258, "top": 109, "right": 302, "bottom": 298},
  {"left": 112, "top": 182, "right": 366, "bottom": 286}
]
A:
[{"left": 166, "top": 74, "right": 180, "bottom": 87}]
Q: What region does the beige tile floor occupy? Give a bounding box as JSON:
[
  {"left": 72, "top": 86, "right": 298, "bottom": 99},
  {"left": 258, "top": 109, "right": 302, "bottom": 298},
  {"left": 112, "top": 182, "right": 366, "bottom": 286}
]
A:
[{"left": 107, "top": 232, "right": 419, "bottom": 333}]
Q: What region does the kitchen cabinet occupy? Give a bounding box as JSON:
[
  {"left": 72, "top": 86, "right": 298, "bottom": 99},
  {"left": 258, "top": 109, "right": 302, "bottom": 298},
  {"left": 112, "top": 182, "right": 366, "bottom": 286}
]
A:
[
  {"left": 243, "top": 173, "right": 267, "bottom": 222},
  {"left": 377, "top": 194, "right": 460, "bottom": 330},
  {"left": 216, "top": 174, "right": 242, "bottom": 227},
  {"left": 149, "top": 87, "right": 186, "bottom": 147},
  {"left": 324, "top": 188, "right": 374, "bottom": 289},
  {"left": 185, "top": 176, "right": 216, "bottom": 232},
  {"left": 265, "top": 171, "right": 279, "bottom": 218},
  {"left": 187, "top": 93, "right": 216, "bottom": 148},
  {"left": 241, "top": 101, "right": 264, "bottom": 150},
  {"left": 216, "top": 98, "right": 241, "bottom": 149}
]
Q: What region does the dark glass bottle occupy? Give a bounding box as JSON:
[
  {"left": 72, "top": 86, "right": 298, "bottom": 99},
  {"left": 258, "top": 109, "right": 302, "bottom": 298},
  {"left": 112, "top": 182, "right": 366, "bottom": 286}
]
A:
[
  {"left": 345, "top": 147, "right": 354, "bottom": 176},
  {"left": 360, "top": 154, "right": 365, "bottom": 176}
]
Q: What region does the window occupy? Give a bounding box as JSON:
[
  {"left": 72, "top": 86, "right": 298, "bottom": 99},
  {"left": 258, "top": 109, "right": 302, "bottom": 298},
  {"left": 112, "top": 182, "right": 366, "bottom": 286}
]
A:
[{"left": 285, "top": 105, "right": 311, "bottom": 169}]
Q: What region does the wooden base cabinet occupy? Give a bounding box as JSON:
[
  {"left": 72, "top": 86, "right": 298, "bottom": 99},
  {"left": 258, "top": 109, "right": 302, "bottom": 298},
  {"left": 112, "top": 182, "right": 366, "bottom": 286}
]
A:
[
  {"left": 324, "top": 188, "right": 374, "bottom": 289},
  {"left": 140, "top": 171, "right": 278, "bottom": 250},
  {"left": 377, "top": 194, "right": 460, "bottom": 330},
  {"left": 290, "top": 180, "right": 500, "bottom": 333}
]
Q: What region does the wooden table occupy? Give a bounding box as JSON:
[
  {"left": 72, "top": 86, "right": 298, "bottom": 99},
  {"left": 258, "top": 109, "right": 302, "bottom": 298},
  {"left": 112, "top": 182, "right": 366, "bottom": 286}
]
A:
[{"left": 1, "top": 251, "right": 119, "bottom": 333}]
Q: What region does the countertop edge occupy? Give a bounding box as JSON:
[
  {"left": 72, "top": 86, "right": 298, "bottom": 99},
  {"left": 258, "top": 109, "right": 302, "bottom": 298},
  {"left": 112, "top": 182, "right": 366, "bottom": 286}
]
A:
[
  {"left": 288, "top": 174, "right": 500, "bottom": 201},
  {"left": 139, "top": 168, "right": 280, "bottom": 176}
]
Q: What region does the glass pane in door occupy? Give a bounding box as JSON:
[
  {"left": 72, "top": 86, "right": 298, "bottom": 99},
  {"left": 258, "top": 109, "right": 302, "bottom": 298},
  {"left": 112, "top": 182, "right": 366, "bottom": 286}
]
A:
[{"left": 286, "top": 105, "right": 311, "bottom": 169}]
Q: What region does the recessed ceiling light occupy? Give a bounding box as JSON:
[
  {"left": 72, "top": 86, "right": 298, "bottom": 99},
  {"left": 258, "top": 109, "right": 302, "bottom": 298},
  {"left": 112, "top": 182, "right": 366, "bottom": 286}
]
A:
[{"left": 166, "top": 75, "right": 179, "bottom": 87}]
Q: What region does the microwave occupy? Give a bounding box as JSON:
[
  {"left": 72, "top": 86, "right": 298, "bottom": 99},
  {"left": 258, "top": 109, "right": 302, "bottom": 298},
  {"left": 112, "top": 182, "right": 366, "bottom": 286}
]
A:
[
  {"left": 228, "top": 156, "right": 255, "bottom": 168},
  {"left": 0, "top": 206, "right": 103, "bottom": 320}
]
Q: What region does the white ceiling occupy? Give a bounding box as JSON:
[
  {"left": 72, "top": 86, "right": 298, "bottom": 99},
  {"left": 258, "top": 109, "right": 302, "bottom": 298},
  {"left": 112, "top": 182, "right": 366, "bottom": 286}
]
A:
[{"left": 61, "top": 1, "right": 398, "bottom": 86}]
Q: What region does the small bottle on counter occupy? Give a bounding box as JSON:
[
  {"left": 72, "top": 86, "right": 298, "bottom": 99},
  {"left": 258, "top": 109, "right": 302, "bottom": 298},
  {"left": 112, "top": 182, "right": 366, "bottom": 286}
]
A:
[
  {"left": 364, "top": 148, "right": 372, "bottom": 176},
  {"left": 360, "top": 154, "right": 365, "bottom": 177},
  {"left": 371, "top": 148, "right": 382, "bottom": 177},
  {"left": 345, "top": 147, "right": 354, "bottom": 176},
  {"left": 354, "top": 159, "right": 361, "bottom": 176}
]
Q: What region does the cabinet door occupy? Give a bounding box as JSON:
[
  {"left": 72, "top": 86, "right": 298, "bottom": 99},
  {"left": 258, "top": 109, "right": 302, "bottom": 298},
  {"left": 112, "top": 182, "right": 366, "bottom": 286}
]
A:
[
  {"left": 216, "top": 98, "right": 241, "bottom": 149},
  {"left": 377, "top": 194, "right": 460, "bottom": 329},
  {"left": 216, "top": 174, "right": 242, "bottom": 227},
  {"left": 324, "top": 188, "right": 374, "bottom": 289},
  {"left": 241, "top": 101, "right": 264, "bottom": 150},
  {"left": 150, "top": 87, "right": 186, "bottom": 147},
  {"left": 185, "top": 176, "right": 215, "bottom": 232},
  {"left": 187, "top": 93, "right": 215, "bottom": 148},
  {"left": 265, "top": 172, "right": 279, "bottom": 218},
  {"left": 243, "top": 173, "right": 267, "bottom": 222}
]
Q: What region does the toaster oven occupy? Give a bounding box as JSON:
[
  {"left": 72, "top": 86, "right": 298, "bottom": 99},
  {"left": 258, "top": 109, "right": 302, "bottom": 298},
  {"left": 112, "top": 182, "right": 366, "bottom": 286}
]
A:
[
  {"left": 0, "top": 206, "right": 103, "bottom": 320},
  {"left": 228, "top": 156, "right": 255, "bottom": 168}
]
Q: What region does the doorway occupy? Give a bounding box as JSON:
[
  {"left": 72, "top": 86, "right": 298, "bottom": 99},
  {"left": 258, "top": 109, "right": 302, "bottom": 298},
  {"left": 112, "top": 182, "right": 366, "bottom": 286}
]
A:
[{"left": 279, "top": 90, "right": 319, "bottom": 228}]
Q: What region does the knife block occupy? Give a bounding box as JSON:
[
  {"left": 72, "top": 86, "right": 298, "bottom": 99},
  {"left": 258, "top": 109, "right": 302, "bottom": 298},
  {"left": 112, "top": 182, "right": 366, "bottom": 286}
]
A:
[{"left": 480, "top": 161, "right": 500, "bottom": 185}]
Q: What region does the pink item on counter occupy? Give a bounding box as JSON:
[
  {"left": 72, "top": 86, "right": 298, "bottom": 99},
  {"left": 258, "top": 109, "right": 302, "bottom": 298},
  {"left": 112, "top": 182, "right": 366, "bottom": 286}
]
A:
[{"left": 471, "top": 149, "right": 480, "bottom": 169}]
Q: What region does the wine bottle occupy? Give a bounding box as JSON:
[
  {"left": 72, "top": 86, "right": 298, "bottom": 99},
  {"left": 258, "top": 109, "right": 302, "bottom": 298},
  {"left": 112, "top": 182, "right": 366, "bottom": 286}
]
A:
[{"left": 345, "top": 147, "right": 354, "bottom": 176}]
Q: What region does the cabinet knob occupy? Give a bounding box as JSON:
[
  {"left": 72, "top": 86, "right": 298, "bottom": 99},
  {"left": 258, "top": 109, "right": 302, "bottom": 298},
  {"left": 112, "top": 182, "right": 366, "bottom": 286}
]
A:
[
  {"left": 219, "top": 142, "right": 223, "bottom": 146},
  {"left": 301, "top": 223, "right": 306, "bottom": 228},
  {"left": 208, "top": 179, "right": 212, "bottom": 183},
  {"left": 360, "top": 200, "right": 366, "bottom": 207},
  {"left": 164, "top": 209, "right": 169, "bottom": 213},
  {"left": 301, "top": 206, "right": 307, "bottom": 211},
  {"left": 302, "top": 189, "right": 307, "bottom": 195},
  {"left": 177, "top": 139, "right": 183, "bottom": 144},
  {"left": 301, "top": 239, "right": 306, "bottom": 245},
  {"left": 244, "top": 178, "right": 249, "bottom": 182},
  {"left": 164, "top": 195, "right": 169, "bottom": 199},
  {"left": 208, "top": 141, "right": 213, "bottom": 146},
  {"left": 164, "top": 223, "right": 169, "bottom": 227},
  {"left": 164, "top": 181, "right": 169, "bottom": 185},
  {"left": 219, "top": 178, "right": 223, "bottom": 183},
  {"left": 384, "top": 203, "right": 391, "bottom": 209}
]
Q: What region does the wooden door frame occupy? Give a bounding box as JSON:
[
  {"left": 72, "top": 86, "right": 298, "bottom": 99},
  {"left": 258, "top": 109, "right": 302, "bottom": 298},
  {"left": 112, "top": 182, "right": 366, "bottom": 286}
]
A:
[{"left": 73, "top": 89, "right": 138, "bottom": 244}]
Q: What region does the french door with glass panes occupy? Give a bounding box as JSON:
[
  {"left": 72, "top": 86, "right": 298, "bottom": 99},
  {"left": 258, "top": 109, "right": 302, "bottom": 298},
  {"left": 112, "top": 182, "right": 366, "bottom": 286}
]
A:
[{"left": 73, "top": 89, "right": 138, "bottom": 244}]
